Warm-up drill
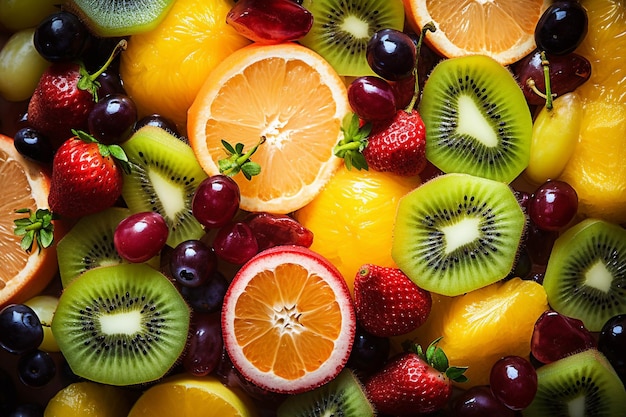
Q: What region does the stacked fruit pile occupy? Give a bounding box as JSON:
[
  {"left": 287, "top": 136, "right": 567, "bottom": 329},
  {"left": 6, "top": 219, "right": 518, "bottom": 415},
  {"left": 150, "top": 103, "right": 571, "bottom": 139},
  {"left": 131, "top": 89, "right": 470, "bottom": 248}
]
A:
[{"left": 0, "top": 0, "right": 625, "bottom": 416}]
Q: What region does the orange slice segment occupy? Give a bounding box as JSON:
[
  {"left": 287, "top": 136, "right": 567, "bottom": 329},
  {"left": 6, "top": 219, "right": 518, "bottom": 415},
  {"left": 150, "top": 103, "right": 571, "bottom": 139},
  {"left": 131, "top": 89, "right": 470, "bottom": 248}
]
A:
[
  {"left": 188, "top": 43, "right": 350, "bottom": 214},
  {"left": 403, "top": 0, "right": 550, "bottom": 65},
  {"left": 222, "top": 245, "right": 355, "bottom": 394},
  {"left": 0, "top": 133, "right": 60, "bottom": 307}
]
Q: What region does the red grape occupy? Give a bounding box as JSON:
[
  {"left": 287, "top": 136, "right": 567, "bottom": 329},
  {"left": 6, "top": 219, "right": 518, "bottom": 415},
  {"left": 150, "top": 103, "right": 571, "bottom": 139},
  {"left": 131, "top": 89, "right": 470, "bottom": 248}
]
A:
[
  {"left": 213, "top": 222, "right": 258, "bottom": 264},
  {"left": 113, "top": 211, "right": 169, "bottom": 263},
  {"left": 531, "top": 310, "right": 596, "bottom": 364},
  {"left": 528, "top": 180, "right": 578, "bottom": 231},
  {"left": 451, "top": 385, "right": 516, "bottom": 417},
  {"left": 347, "top": 76, "right": 397, "bottom": 122},
  {"left": 88, "top": 93, "right": 138, "bottom": 144},
  {"left": 192, "top": 175, "right": 241, "bottom": 229},
  {"left": 182, "top": 312, "right": 223, "bottom": 377},
  {"left": 243, "top": 212, "right": 313, "bottom": 251},
  {"left": 489, "top": 356, "right": 537, "bottom": 411}
]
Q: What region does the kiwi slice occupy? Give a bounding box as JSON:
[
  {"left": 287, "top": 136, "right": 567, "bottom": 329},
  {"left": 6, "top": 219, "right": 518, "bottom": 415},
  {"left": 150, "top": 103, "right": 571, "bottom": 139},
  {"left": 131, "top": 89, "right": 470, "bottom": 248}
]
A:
[
  {"left": 523, "top": 349, "right": 626, "bottom": 417},
  {"left": 66, "top": 0, "right": 175, "bottom": 37},
  {"left": 543, "top": 218, "right": 626, "bottom": 332},
  {"left": 277, "top": 368, "right": 374, "bottom": 417},
  {"left": 419, "top": 55, "right": 533, "bottom": 184},
  {"left": 51, "top": 263, "right": 190, "bottom": 386},
  {"left": 299, "top": 0, "right": 405, "bottom": 76},
  {"left": 57, "top": 207, "right": 131, "bottom": 288},
  {"left": 121, "top": 126, "right": 207, "bottom": 248},
  {"left": 392, "top": 173, "right": 526, "bottom": 296}
]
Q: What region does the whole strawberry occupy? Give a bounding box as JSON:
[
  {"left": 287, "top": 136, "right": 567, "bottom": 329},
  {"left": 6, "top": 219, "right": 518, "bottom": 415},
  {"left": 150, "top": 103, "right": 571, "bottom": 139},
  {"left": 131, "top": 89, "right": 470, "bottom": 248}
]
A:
[
  {"left": 48, "top": 130, "right": 130, "bottom": 218},
  {"left": 354, "top": 264, "right": 431, "bottom": 337},
  {"left": 365, "top": 338, "right": 467, "bottom": 416}
]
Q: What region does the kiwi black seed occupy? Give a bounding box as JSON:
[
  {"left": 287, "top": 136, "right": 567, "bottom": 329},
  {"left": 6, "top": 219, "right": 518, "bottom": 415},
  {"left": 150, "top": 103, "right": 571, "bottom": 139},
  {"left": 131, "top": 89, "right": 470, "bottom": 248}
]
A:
[
  {"left": 299, "top": 0, "right": 405, "bottom": 76},
  {"left": 419, "top": 54, "right": 533, "bottom": 184},
  {"left": 392, "top": 173, "right": 526, "bottom": 297},
  {"left": 51, "top": 263, "right": 190, "bottom": 386},
  {"left": 66, "top": 0, "right": 176, "bottom": 37},
  {"left": 121, "top": 125, "right": 207, "bottom": 248},
  {"left": 523, "top": 349, "right": 626, "bottom": 417},
  {"left": 277, "top": 368, "right": 375, "bottom": 417},
  {"left": 543, "top": 218, "right": 626, "bottom": 332},
  {"left": 57, "top": 207, "right": 132, "bottom": 288}
]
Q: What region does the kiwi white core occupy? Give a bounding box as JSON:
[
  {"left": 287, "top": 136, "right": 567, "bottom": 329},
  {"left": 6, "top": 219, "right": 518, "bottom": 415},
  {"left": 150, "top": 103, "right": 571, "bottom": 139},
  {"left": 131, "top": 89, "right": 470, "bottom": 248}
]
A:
[
  {"left": 584, "top": 261, "right": 613, "bottom": 292},
  {"left": 148, "top": 169, "right": 185, "bottom": 219},
  {"left": 457, "top": 95, "right": 498, "bottom": 147},
  {"left": 441, "top": 218, "right": 481, "bottom": 254},
  {"left": 568, "top": 395, "right": 585, "bottom": 417},
  {"left": 99, "top": 311, "right": 142, "bottom": 335},
  {"left": 340, "top": 16, "right": 369, "bottom": 39}
]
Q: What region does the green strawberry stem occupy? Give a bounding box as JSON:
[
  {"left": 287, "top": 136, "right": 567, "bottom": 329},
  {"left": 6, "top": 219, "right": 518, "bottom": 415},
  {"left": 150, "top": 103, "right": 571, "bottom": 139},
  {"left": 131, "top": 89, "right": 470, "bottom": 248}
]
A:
[
  {"left": 403, "top": 337, "right": 469, "bottom": 383},
  {"left": 77, "top": 39, "right": 128, "bottom": 102},
  {"left": 333, "top": 113, "right": 370, "bottom": 171},
  {"left": 405, "top": 22, "right": 437, "bottom": 113},
  {"left": 13, "top": 208, "right": 55, "bottom": 253},
  {"left": 72, "top": 129, "right": 131, "bottom": 174},
  {"left": 218, "top": 137, "right": 265, "bottom": 180}
]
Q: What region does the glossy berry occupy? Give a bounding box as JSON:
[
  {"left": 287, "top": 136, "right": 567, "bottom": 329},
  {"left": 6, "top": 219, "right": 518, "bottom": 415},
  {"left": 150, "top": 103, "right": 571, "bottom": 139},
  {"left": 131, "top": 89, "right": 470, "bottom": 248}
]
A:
[
  {"left": 347, "top": 326, "right": 390, "bottom": 377},
  {"left": 96, "top": 71, "right": 126, "bottom": 99},
  {"left": 489, "top": 356, "right": 538, "bottom": 411},
  {"left": 528, "top": 180, "right": 578, "bottom": 231},
  {"left": 531, "top": 309, "right": 596, "bottom": 364},
  {"left": 347, "top": 76, "right": 397, "bottom": 122},
  {"left": 535, "top": 1, "right": 588, "bottom": 55},
  {"left": 213, "top": 222, "right": 258, "bottom": 264},
  {"left": 114, "top": 212, "right": 169, "bottom": 263},
  {"left": 33, "top": 11, "right": 89, "bottom": 62},
  {"left": 451, "top": 385, "right": 516, "bottom": 417},
  {"left": 366, "top": 29, "right": 417, "bottom": 81},
  {"left": 17, "top": 349, "right": 56, "bottom": 387},
  {"left": 169, "top": 240, "right": 218, "bottom": 288},
  {"left": 192, "top": 175, "right": 241, "bottom": 229},
  {"left": 134, "top": 114, "right": 181, "bottom": 137},
  {"left": 13, "top": 127, "right": 54, "bottom": 164},
  {"left": 183, "top": 312, "right": 223, "bottom": 376},
  {"left": 180, "top": 270, "right": 230, "bottom": 313},
  {"left": 87, "top": 94, "right": 137, "bottom": 144},
  {"left": 598, "top": 314, "right": 626, "bottom": 382},
  {"left": 243, "top": 212, "right": 313, "bottom": 251},
  {"left": 0, "top": 304, "right": 43, "bottom": 354}
]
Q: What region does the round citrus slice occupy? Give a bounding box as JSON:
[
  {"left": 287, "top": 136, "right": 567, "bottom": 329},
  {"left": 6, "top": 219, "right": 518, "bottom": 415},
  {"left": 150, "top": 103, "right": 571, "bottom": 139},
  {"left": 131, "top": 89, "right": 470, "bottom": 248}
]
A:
[
  {"left": 127, "top": 374, "right": 256, "bottom": 417},
  {"left": 0, "top": 133, "right": 60, "bottom": 307},
  {"left": 222, "top": 245, "right": 355, "bottom": 394},
  {"left": 188, "top": 43, "right": 350, "bottom": 214},
  {"left": 403, "top": 0, "right": 550, "bottom": 65}
]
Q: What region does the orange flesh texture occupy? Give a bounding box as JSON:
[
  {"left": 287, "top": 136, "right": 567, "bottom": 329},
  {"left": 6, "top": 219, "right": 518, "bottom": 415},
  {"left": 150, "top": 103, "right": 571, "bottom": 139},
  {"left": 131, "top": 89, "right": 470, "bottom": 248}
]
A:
[{"left": 233, "top": 262, "right": 342, "bottom": 380}]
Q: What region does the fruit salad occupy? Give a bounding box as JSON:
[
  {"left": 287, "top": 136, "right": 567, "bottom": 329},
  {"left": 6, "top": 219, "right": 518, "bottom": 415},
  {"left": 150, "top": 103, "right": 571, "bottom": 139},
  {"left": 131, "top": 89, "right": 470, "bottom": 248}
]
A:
[{"left": 1, "top": 0, "right": 626, "bottom": 416}]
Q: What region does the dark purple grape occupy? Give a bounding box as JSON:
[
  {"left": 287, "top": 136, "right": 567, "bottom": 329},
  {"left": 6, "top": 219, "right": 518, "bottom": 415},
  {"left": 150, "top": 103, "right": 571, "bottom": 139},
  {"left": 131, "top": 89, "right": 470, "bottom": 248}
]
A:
[
  {"left": 33, "top": 11, "right": 89, "bottom": 62},
  {"left": 598, "top": 314, "right": 626, "bottom": 383},
  {"left": 180, "top": 270, "right": 229, "bottom": 313},
  {"left": 7, "top": 403, "right": 44, "bottom": 417},
  {"left": 133, "top": 114, "right": 181, "bottom": 137},
  {"left": 88, "top": 94, "right": 138, "bottom": 145},
  {"left": 213, "top": 222, "right": 258, "bottom": 264},
  {"left": 13, "top": 127, "right": 54, "bottom": 164},
  {"left": 0, "top": 304, "right": 43, "bottom": 354},
  {"left": 113, "top": 212, "right": 169, "bottom": 263},
  {"left": 182, "top": 312, "right": 223, "bottom": 376},
  {"left": 192, "top": 175, "right": 241, "bottom": 229},
  {"left": 514, "top": 51, "right": 591, "bottom": 106},
  {"left": 531, "top": 310, "right": 596, "bottom": 364},
  {"left": 96, "top": 71, "right": 126, "bottom": 99},
  {"left": 451, "top": 385, "right": 516, "bottom": 417},
  {"left": 347, "top": 76, "right": 397, "bottom": 122},
  {"left": 489, "top": 356, "right": 537, "bottom": 411},
  {"left": 366, "top": 29, "right": 416, "bottom": 81},
  {"left": 524, "top": 222, "right": 559, "bottom": 265},
  {"left": 535, "top": 1, "right": 588, "bottom": 55},
  {"left": 17, "top": 350, "right": 56, "bottom": 388},
  {"left": 508, "top": 247, "right": 532, "bottom": 280},
  {"left": 347, "top": 326, "right": 390, "bottom": 377},
  {"left": 528, "top": 180, "right": 578, "bottom": 231},
  {"left": 243, "top": 212, "right": 313, "bottom": 251},
  {"left": 169, "top": 240, "right": 218, "bottom": 288}
]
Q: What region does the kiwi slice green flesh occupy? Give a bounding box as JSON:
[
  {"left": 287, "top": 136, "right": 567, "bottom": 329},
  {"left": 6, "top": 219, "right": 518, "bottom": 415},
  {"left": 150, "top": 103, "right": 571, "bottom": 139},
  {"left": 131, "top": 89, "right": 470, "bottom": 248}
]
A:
[
  {"left": 66, "top": 0, "right": 175, "bottom": 37},
  {"left": 419, "top": 55, "right": 533, "bottom": 184},
  {"left": 523, "top": 349, "right": 626, "bottom": 417},
  {"left": 392, "top": 173, "right": 526, "bottom": 296},
  {"left": 299, "top": 0, "right": 405, "bottom": 76},
  {"left": 277, "top": 369, "right": 374, "bottom": 417},
  {"left": 121, "top": 126, "right": 207, "bottom": 248},
  {"left": 543, "top": 218, "right": 626, "bottom": 332},
  {"left": 51, "top": 263, "right": 190, "bottom": 386}
]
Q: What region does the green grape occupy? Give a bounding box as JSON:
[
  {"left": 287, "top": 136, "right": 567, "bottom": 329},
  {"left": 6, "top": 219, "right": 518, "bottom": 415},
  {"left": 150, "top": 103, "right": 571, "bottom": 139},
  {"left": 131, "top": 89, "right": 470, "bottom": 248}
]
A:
[
  {"left": 24, "top": 294, "right": 60, "bottom": 352},
  {"left": 0, "top": 0, "right": 59, "bottom": 32},
  {"left": 0, "top": 28, "right": 49, "bottom": 102}
]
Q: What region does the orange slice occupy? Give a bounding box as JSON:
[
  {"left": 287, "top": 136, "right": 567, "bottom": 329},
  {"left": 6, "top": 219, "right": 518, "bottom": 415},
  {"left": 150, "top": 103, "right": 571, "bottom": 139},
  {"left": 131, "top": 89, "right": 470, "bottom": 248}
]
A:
[
  {"left": 188, "top": 43, "right": 350, "bottom": 214},
  {"left": 403, "top": 0, "right": 550, "bottom": 65},
  {"left": 0, "top": 133, "right": 60, "bottom": 308},
  {"left": 221, "top": 245, "right": 355, "bottom": 394}
]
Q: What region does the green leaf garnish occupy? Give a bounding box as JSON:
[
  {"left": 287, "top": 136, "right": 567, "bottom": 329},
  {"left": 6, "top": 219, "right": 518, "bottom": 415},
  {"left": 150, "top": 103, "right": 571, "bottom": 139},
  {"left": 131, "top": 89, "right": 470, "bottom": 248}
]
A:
[
  {"left": 333, "top": 113, "right": 370, "bottom": 171},
  {"left": 13, "top": 208, "right": 56, "bottom": 253},
  {"left": 218, "top": 137, "right": 265, "bottom": 180},
  {"left": 405, "top": 337, "right": 469, "bottom": 384}
]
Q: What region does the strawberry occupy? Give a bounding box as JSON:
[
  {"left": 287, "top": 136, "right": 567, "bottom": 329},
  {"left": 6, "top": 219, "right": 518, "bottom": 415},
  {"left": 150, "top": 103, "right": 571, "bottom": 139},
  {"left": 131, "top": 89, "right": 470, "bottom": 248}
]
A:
[
  {"left": 354, "top": 264, "right": 431, "bottom": 337},
  {"left": 27, "top": 40, "right": 127, "bottom": 147},
  {"left": 365, "top": 338, "right": 468, "bottom": 416},
  {"left": 48, "top": 130, "right": 130, "bottom": 218}
]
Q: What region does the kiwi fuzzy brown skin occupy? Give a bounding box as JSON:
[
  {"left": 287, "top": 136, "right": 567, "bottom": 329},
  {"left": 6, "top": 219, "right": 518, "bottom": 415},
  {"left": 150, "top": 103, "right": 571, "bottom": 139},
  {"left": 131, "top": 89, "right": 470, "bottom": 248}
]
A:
[
  {"left": 419, "top": 54, "right": 533, "bottom": 184},
  {"left": 299, "top": 0, "right": 405, "bottom": 76}
]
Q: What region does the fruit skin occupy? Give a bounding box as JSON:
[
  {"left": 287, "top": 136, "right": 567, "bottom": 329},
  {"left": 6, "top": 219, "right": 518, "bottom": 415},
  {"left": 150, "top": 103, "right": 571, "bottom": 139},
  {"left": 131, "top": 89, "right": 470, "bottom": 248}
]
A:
[
  {"left": 363, "top": 109, "right": 427, "bottom": 176},
  {"left": 354, "top": 264, "right": 431, "bottom": 337},
  {"left": 48, "top": 132, "right": 128, "bottom": 218},
  {"left": 365, "top": 339, "right": 467, "bottom": 416}
]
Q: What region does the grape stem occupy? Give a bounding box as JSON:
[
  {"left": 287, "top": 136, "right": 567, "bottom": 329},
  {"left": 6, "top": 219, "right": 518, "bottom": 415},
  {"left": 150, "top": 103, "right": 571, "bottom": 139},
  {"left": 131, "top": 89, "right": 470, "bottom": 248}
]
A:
[
  {"left": 405, "top": 22, "right": 436, "bottom": 113},
  {"left": 525, "top": 51, "right": 554, "bottom": 111}
]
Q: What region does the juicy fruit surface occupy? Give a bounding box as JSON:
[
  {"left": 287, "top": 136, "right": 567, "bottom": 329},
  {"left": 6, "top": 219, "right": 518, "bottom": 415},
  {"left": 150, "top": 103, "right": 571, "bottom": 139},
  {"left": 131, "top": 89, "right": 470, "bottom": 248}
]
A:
[
  {"left": 188, "top": 43, "right": 350, "bottom": 214},
  {"left": 222, "top": 245, "right": 355, "bottom": 394},
  {"left": 294, "top": 165, "right": 420, "bottom": 293},
  {"left": 120, "top": 0, "right": 251, "bottom": 129},
  {"left": 127, "top": 375, "right": 256, "bottom": 417},
  {"left": 401, "top": 278, "right": 549, "bottom": 387},
  {"left": 44, "top": 381, "right": 133, "bottom": 417}
]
